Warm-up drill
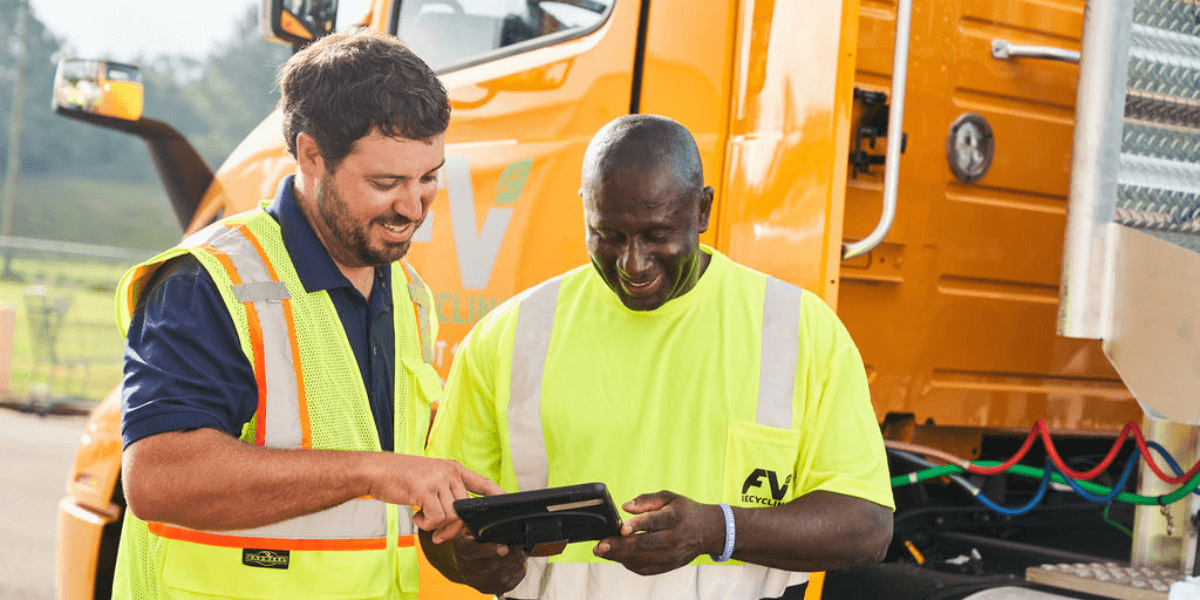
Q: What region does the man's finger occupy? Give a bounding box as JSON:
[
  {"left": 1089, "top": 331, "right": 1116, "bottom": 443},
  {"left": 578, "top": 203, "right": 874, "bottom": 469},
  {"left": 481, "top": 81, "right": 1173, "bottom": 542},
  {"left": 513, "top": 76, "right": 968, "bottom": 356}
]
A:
[
  {"left": 623, "top": 491, "right": 673, "bottom": 514},
  {"left": 463, "top": 468, "right": 505, "bottom": 496},
  {"left": 427, "top": 492, "right": 450, "bottom": 524},
  {"left": 412, "top": 508, "right": 432, "bottom": 531},
  {"left": 432, "top": 518, "right": 464, "bottom": 544},
  {"left": 450, "top": 477, "right": 469, "bottom": 502},
  {"left": 622, "top": 506, "right": 676, "bottom": 535},
  {"left": 438, "top": 487, "right": 458, "bottom": 525}
]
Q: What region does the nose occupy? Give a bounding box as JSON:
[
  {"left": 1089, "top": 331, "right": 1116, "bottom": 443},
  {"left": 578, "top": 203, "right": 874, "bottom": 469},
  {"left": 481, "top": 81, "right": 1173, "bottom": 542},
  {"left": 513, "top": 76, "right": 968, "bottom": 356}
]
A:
[
  {"left": 617, "top": 237, "right": 652, "bottom": 278},
  {"left": 391, "top": 180, "right": 426, "bottom": 221}
]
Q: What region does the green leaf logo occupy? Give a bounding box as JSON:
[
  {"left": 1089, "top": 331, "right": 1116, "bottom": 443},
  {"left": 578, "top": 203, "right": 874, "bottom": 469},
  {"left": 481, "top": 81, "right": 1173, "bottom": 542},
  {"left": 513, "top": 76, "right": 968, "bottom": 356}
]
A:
[{"left": 494, "top": 159, "right": 532, "bottom": 205}]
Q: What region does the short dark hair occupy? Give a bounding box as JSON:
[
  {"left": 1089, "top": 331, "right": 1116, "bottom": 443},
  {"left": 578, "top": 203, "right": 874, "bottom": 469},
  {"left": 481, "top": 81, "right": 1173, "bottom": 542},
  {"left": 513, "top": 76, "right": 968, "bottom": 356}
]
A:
[
  {"left": 278, "top": 29, "right": 450, "bottom": 170},
  {"left": 582, "top": 115, "right": 704, "bottom": 193}
]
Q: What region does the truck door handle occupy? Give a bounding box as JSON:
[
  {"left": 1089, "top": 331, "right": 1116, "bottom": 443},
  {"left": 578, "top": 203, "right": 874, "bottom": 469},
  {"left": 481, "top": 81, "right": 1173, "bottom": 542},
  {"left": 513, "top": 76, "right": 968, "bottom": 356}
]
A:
[
  {"left": 843, "top": 0, "right": 913, "bottom": 259},
  {"left": 991, "top": 39, "right": 1080, "bottom": 64}
]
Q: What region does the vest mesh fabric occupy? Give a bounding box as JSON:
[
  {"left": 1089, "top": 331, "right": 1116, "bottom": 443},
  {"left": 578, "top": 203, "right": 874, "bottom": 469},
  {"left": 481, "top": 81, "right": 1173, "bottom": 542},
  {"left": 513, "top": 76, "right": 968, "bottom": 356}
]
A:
[
  {"left": 112, "top": 517, "right": 166, "bottom": 600},
  {"left": 112, "top": 207, "right": 430, "bottom": 599},
  {"left": 241, "top": 217, "right": 381, "bottom": 452}
]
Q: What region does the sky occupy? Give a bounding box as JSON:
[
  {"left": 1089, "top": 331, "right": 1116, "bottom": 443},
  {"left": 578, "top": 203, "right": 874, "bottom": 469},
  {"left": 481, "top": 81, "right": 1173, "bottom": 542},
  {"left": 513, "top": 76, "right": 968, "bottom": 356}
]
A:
[{"left": 29, "top": 0, "right": 259, "bottom": 62}]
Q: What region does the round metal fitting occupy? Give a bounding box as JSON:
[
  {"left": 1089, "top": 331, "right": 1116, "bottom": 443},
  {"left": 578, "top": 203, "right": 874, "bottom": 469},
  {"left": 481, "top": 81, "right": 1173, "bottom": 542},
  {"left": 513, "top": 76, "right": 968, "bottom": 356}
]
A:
[{"left": 946, "top": 113, "right": 994, "bottom": 184}]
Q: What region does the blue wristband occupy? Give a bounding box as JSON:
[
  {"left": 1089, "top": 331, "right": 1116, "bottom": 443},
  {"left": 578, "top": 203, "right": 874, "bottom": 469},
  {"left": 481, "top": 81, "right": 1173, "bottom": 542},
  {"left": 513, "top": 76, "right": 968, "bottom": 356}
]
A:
[{"left": 710, "top": 503, "right": 735, "bottom": 562}]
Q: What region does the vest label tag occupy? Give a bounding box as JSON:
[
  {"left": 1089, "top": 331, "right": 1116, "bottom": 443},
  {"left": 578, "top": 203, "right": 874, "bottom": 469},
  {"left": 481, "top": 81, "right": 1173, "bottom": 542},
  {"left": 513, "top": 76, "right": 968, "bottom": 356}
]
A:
[{"left": 242, "top": 549, "right": 290, "bottom": 569}]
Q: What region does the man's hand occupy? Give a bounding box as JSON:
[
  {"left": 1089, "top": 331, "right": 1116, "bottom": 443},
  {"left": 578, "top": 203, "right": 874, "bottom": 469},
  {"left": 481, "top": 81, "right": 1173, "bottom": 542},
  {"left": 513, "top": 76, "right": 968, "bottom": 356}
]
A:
[
  {"left": 592, "top": 490, "right": 723, "bottom": 576},
  {"left": 447, "top": 530, "right": 529, "bottom": 595},
  {"left": 363, "top": 455, "right": 504, "bottom": 543}
]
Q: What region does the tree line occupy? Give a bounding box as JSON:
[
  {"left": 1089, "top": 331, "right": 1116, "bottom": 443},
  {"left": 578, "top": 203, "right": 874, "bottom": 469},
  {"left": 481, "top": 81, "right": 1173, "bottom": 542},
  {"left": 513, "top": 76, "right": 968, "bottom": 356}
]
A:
[{"left": 0, "top": 0, "right": 290, "bottom": 181}]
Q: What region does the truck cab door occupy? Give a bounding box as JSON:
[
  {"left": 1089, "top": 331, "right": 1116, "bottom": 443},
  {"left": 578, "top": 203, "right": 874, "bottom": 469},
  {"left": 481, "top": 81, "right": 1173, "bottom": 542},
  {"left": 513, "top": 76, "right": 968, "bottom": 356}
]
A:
[{"left": 394, "top": 0, "right": 640, "bottom": 371}]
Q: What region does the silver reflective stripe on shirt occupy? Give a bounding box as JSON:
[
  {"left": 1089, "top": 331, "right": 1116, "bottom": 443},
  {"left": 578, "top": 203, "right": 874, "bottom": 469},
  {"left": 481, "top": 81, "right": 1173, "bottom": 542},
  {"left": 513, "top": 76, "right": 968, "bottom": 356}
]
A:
[
  {"left": 507, "top": 274, "right": 804, "bottom": 484},
  {"left": 503, "top": 274, "right": 809, "bottom": 599},
  {"left": 403, "top": 263, "right": 435, "bottom": 363},
  {"left": 505, "top": 559, "right": 809, "bottom": 600},
  {"left": 207, "top": 225, "right": 303, "bottom": 450},
  {"left": 757, "top": 277, "right": 801, "bottom": 429},
  {"left": 508, "top": 278, "right": 561, "bottom": 491}
]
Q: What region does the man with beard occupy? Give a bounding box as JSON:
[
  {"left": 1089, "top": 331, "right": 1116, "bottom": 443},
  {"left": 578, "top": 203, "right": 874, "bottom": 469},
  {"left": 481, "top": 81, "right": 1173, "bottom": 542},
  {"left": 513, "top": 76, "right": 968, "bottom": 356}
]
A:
[
  {"left": 110, "top": 30, "right": 501, "bottom": 600},
  {"left": 421, "top": 115, "right": 894, "bottom": 600}
]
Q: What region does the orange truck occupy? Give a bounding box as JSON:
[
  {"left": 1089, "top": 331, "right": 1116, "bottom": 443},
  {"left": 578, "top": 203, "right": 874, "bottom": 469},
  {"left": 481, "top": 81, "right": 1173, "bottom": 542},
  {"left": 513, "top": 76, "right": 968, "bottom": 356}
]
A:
[{"left": 51, "top": 0, "right": 1200, "bottom": 598}]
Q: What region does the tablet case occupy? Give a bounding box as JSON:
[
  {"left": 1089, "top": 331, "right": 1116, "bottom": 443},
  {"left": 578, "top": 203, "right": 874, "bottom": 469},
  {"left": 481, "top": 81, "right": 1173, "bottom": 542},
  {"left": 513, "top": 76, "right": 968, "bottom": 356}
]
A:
[{"left": 453, "top": 482, "right": 622, "bottom": 556}]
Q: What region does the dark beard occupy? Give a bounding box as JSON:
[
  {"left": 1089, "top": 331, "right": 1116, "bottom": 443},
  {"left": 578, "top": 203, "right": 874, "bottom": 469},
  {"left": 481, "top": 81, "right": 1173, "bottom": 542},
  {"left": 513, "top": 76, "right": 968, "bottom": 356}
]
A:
[{"left": 316, "top": 174, "right": 414, "bottom": 266}]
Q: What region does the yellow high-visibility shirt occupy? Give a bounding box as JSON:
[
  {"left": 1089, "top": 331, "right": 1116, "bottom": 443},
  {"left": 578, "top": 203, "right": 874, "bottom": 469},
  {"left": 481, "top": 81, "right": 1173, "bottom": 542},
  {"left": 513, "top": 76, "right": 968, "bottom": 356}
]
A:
[{"left": 428, "top": 246, "right": 893, "bottom": 599}]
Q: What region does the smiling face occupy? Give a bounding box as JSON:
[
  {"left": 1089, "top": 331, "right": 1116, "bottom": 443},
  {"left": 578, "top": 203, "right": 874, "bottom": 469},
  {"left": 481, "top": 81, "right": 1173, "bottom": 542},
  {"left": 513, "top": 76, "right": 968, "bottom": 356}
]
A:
[
  {"left": 583, "top": 164, "right": 713, "bottom": 311},
  {"left": 301, "top": 130, "right": 445, "bottom": 271}
]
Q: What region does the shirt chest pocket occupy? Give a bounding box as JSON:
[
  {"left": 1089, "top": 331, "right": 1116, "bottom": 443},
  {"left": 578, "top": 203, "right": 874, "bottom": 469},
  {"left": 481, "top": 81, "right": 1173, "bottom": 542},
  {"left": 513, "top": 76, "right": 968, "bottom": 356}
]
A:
[{"left": 722, "top": 420, "right": 802, "bottom": 508}]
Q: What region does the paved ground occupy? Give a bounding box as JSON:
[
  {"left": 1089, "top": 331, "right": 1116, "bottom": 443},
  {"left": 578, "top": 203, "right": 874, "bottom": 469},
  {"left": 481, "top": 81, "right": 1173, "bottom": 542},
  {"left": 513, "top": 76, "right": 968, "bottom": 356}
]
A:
[{"left": 0, "top": 408, "right": 89, "bottom": 600}]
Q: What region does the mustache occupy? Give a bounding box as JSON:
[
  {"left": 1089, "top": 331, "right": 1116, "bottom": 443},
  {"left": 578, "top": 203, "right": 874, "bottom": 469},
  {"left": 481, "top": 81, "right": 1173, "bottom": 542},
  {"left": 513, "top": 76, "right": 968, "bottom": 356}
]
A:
[{"left": 373, "top": 215, "right": 417, "bottom": 228}]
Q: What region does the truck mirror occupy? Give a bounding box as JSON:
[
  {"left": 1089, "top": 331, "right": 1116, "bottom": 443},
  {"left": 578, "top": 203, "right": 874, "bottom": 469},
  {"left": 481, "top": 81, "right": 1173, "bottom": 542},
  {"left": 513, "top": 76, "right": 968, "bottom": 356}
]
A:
[
  {"left": 261, "top": 0, "right": 338, "bottom": 47},
  {"left": 52, "top": 58, "right": 144, "bottom": 121}
]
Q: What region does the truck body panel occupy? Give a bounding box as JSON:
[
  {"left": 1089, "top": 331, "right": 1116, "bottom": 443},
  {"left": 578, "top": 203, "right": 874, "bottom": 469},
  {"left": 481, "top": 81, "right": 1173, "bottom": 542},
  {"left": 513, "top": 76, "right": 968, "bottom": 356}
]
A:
[
  {"left": 841, "top": 0, "right": 1141, "bottom": 434},
  {"left": 56, "top": 0, "right": 1195, "bottom": 597}
]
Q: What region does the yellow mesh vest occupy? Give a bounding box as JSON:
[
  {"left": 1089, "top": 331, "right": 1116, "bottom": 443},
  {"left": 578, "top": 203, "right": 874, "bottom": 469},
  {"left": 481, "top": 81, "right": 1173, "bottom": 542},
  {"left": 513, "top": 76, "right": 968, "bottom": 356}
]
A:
[{"left": 111, "top": 205, "right": 437, "bottom": 600}]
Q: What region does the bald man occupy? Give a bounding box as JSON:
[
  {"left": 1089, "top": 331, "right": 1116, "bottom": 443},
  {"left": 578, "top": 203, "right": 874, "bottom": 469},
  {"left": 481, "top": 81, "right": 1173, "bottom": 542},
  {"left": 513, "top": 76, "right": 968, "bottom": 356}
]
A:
[{"left": 421, "top": 115, "right": 894, "bottom": 600}]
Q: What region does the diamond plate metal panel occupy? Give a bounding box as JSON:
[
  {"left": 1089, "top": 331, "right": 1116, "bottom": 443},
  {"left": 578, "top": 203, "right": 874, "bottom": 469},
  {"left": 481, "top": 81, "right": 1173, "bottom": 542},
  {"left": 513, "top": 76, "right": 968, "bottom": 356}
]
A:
[
  {"left": 1122, "top": 121, "right": 1200, "bottom": 162},
  {"left": 1132, "top": 0, "right": 1200, "bottom": 38},
  {"left": 1118, "top": 0, "right": 1200, "bottom": 245}
]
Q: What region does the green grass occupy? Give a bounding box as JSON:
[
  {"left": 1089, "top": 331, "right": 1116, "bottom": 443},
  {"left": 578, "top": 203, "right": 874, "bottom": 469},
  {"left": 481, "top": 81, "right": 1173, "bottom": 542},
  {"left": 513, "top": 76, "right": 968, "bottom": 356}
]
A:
[
  {"left": 0, "top": 174, "right": 185, "bottom": 403},
  {"left": 10, "top": 175, "right": 181, "bottom": 250},
  {"left": 1, "top": 255, "right": 135, "bottom": 404}
]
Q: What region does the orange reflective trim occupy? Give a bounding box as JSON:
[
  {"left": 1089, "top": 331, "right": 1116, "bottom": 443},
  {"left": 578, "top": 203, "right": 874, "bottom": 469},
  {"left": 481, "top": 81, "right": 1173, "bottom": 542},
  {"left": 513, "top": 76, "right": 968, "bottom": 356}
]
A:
[
  {"left": 231, "top": 223, "right": 313, "bottom": 449},
  {"left": 244, "top": 302, "right": 268, "bottom": 447},
  {"left": 200, "top": 243, "right": 266, "bottom": 446},
  {"left": 125, "top": 264, "right": 156, "bottom": 318},
  {"left": 147, "top": 522, "right": 403, "bottom": 551},
  {"left": 231, "top": 223, "right": 283, "bottom": 282},
  {"left": 200, "top": 244, "right": 244, "bottom": 286}
]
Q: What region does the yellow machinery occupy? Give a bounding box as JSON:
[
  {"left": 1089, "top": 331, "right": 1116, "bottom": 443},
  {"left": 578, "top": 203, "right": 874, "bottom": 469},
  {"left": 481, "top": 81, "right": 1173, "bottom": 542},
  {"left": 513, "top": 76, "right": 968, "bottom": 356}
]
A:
[{"left": 51, "top": 0, "right": 1200, "bottom": 598}]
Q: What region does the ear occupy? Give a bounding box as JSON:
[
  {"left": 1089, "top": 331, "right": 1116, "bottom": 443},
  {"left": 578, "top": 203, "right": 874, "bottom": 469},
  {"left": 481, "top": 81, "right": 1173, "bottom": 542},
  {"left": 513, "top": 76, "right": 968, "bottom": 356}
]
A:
[
  {"left": 697, "top": 186, "right": 714, "bottom": 233},
  {"left": 295, "top": 132, "right": 325, "bottom": 180}
]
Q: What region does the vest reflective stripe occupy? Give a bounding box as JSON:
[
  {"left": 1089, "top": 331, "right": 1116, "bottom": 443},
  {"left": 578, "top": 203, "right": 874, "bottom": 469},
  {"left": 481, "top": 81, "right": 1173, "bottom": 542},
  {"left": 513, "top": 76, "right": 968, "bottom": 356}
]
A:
[
  {"left": 509, "top": 278, "right": 561, "bottom": 491},
  {"left": 200, "top": 242, "right": 272, "bottom": 447},
  {"left": 200, "top": 224, "right": 305, "bottom": 450},
  {"left": 507, "top": 558, "right": 807, "bottom": 600},
  {"left": 146, "top": 497, "right": 408, "bottom": 548},
  {"left": 146, "top": 523, "right": 416, "bottom": 551},
  {"left": 757, "top": 277, "right": 801, "bottom": 429},
  {"left": 233, "top": 281, "right": 292, "bottom": 303},
  {"left": 158, "top": 219, "right": 396, "bottom": 545},
  {"left": 402, "top": 263, "right": 435, "bottom": 364}
]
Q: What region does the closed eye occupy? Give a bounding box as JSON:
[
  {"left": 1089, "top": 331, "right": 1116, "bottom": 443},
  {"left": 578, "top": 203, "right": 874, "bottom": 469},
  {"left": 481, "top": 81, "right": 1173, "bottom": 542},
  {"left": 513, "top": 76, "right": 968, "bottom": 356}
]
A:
[{"left": 370, "top": 179, "right": 401, "bottom": 191}]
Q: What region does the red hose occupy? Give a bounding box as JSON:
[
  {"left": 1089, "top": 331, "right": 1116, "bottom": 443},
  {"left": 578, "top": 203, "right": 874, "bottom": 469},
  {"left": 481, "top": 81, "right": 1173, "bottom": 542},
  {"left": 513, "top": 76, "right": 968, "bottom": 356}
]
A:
[{"left": 962, "top": 418, "right": 1200, "bottom": 484}]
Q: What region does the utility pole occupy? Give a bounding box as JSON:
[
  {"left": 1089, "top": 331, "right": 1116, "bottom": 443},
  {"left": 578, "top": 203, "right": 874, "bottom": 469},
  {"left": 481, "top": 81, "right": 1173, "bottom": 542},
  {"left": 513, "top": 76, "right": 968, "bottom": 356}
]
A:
[{"left": 0, "top": 0, "right": 30, "bottom": 279}]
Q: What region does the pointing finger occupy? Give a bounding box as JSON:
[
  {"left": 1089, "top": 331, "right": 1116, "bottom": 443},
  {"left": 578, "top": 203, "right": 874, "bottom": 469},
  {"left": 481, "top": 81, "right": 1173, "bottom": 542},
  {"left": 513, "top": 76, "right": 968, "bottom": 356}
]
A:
[{"left": 463, "top": 469, "right": 505, "bottom": 496}]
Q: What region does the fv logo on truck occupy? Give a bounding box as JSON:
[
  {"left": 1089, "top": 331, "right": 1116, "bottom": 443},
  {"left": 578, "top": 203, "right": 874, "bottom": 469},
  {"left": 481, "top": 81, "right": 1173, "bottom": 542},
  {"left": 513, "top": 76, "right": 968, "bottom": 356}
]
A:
[{"left": 414, "top": 156, "right": 531, "bottom": 290}]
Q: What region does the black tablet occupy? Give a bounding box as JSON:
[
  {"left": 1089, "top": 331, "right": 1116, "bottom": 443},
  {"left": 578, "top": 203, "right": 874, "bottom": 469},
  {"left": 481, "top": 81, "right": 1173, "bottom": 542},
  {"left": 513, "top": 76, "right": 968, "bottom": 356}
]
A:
[{"left": 453, "top": 482, "right": 623, "bottom": 556}]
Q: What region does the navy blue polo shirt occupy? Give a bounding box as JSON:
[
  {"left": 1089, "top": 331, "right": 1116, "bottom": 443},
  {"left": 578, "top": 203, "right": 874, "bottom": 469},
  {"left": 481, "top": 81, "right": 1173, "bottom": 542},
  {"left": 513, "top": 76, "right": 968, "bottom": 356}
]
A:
[{"left": 121, "top": 175, "right": 398, "bottom": 451}]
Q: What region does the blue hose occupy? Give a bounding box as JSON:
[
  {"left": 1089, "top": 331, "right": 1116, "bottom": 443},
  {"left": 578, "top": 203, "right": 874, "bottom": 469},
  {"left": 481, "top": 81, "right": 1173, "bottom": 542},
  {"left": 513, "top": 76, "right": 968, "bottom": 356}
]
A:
[
  {"left": 1145, "top": 441, "right": 1200, "bottom": 496},
  {"left": 971, "top": 459, "right": 1054, "bottom": 516},
  {"left": 1050, "top": 449, "right": 1140, "bottom": 503}
]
